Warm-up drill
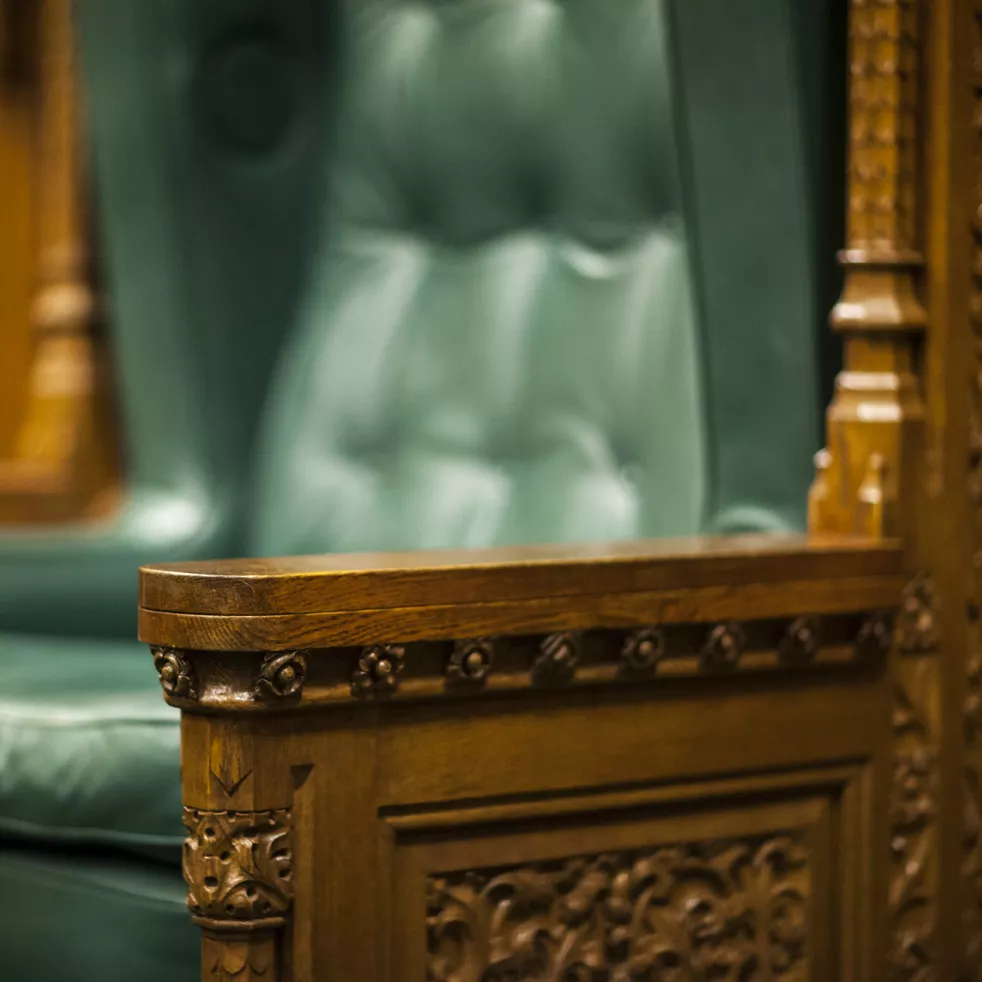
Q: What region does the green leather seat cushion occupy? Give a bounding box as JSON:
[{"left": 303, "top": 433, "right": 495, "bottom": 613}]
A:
[
  {"left": 0, "top": 849, "right": 195, "bottom": 982},
  {"left": 0, "top": 634, "right": 182, "bottom": 858}
]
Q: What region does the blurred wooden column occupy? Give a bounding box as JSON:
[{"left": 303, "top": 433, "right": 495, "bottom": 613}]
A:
[
  {"left": 0, "top": 0, "right": 118, "bottom": 523},
  {"left": 811, "top": 0, "right": 979, "bottom": 979}
]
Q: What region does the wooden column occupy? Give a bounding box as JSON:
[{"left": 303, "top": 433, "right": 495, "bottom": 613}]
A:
[
  {"left": 812, "top": 1, "right": 978, "bottom": 979},
  {"left": 810, "top": 0, "right": 934, "bottom": 978},
  {"left": 0, "top": 0, "right": 117, "bottom": 523}
]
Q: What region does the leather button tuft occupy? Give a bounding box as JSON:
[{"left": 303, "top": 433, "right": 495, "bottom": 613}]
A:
[{"left": 197, "top": 30, "right": 298, "bottom": 157}]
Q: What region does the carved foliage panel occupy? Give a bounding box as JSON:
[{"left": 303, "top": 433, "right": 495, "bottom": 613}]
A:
[{"left": 426, "top": 835, "right": 810, "bottom": 982}]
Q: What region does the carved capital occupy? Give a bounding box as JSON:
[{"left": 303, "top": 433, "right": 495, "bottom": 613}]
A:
[
  {"left": 351, "top": 644, "right": 405, "bottom": 696},
  {"left": 255, "top": 651, "right": 307, "bottom": 701},
  {"left": 532, "top": 632, "right": 579, "bottom": 685},
  {"left": 446, "top": 638, "right": 493, "bottom": 686},
  {"left": 183, "top": 807, "right": 294, "bottom": 926},
  {"left": 151, "top": 646, "right": 197, "bottom": 702}
]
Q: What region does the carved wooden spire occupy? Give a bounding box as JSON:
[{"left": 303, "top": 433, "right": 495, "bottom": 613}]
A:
[{"left": 809, "top": 0, "right": 927, "bottom": 541}]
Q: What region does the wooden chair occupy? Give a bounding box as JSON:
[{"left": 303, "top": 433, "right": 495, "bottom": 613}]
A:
[{"left": 136, "top": 1, "right": 977, "bottom": 980}]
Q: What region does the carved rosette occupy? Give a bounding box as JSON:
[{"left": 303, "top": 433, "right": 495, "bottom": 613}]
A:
[
  {"left": 779, "top": 617, "right": 822, "bottom": 666},
  {"left": 427, "top": 835, "right": 810, "bottom": 982},
  {"left": 895, "top": 573, "right": 938, "bottom": 655},
  {"left": 857, "top": 611, "right": 895, "bottom": 657},
  {"left": 531, "top": 632, "right": 579, "bottom": 685},
  {"left": 151, "top": 645, "right": 197, "bottom": 701},
  {"left": 620, "top": 627, "right": 666, "bottom": 673},
  {"left": 446, "top": 638, "right": 493, "bottom": 686},
  {"left": 255, "top": 651, "right": 307, "bottom": 701},
  {"left": 701, "top": 621, "right": 745, "bottom": 670},
  {"left": 351, "top": 644, "right": 405, "bottom": 696},
  {"left": 183, "top": 807, "right": 294, "bottom": 926}
]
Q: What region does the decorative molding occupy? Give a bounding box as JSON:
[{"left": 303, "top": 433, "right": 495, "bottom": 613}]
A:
[
  {"left": 255, "top": 651, "right": 307, "bottom": 701},
  {"left": 620, "top": 627, "right": 666, "bottom": 673},
  {"left": 895, "top": 573, "right": 938, "bottom": 655},
  {"left": 351, "top": 644, "right": 405, "bottom": 696},
  {"left": 531, "top": 632, "right": 579, "bottom": 685},
  {"left": 183, "top": 807, "right": 294, "bottom": 926},
  {"left": 427, "top": 834, "right": 809, "bottom": 982},
  {"left": 145, "top": 609, "right": 894, "bottom": 712},
  {"left": 446, "top": 638, "right": 494, "bottom": 686},
  {"left": 151, "top": 645, "right": 197, "bottom": 701},
  {"left": 857, "top": 611, "right": 895, "bottom": 657},
  {"left": 701, "top": 621, "right": 745, "bottom": 670},
  {"left": 845, "top": 0, "right": 920, "bottom": 258},
  {"left": 889, "top": 667, "right": 937, "bottom": 980},
  {"left": 779, "top": 617, "right": 822, "bottom": 666},
  {"left": 809, "top": 0, "right": 927, "bottom": 539},
  {"left": 968, "top": 7, "right": 982, "bottom": 977}
]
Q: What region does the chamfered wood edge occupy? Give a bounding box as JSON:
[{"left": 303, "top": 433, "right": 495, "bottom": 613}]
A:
[{"left": 139, "top": 532, "right": 903, "bottom": 618}]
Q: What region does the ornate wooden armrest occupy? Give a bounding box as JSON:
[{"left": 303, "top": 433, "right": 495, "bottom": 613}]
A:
[{"left": 139, "top": 532, "right": 903, "bottom": 981}]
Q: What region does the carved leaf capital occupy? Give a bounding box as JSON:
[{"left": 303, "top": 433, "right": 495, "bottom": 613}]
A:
[{"left": 183, "top": 807, "right": 294, "bottom": 925}]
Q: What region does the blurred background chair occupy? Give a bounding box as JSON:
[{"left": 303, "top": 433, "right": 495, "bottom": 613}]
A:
[{"left": 0, "top": 0, "right": 843, "bottom": 978}]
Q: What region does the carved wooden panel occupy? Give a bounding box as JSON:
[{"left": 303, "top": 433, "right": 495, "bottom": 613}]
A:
[
  {"left": 387, "top": 779, "right": 869, "bottom": 982},
  {"left": 426, "top": 835, "right": 809, "bottom": 982}
]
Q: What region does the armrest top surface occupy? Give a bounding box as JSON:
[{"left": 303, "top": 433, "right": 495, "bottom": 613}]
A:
[{"left": 140, "top": 533, "right": 902, "bottom": 619}]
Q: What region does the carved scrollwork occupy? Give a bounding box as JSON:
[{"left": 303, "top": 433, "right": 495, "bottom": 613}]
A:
[
  {"left": 254, "top": 651, "right": 307, "bottom": 701},
  {"left": 779, "top": 617, "right": 821, "bottom": 666},
  {"left": 531, "top": 632, "right": 579, "bottom": 685},
  {"left": 151, "top": 646, "right": 197, "bottom": 701},
  {"left": 183, "top": 807, "right": 294, "bottom": 925},
  {"left": 896, "top": 573, "right": 938, "bottom": 655},
  {"left": 446, "top": 638, "right": 493, "bottom": 686},
  {"left": 351, "top": 644, "right": 405, "bottom": 696},
  {"left": 701, "top": 621, "right": 745, "bottom": 670},
  {"left": 890, "top": 668, "right": 937, "bottom": 981},
  {"left": 427, "top": 834, "right": 810, "bottom": 982},
  {"left": 620, "top": 627, "right": 666, "bottom": 673}
]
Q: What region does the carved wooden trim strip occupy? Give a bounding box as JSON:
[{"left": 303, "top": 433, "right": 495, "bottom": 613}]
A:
[
  {"left": 426, "top": 834, "right": 810, "bottom": 982},
  {"left": 148, "top": 611, "right": 894, "bottom": 712},
  {"left": 890, "top": 662, "right": 937, "bottom": 979},
  {"left": 967, "top": 7, "right": 982, "bottom": 977}
]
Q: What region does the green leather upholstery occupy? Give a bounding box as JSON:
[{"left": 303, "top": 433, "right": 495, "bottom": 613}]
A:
[
  {"left": 0, "top": 850, "right": 196, "bottom": 982},
  {"left": 255, "top": 0, "right": 821, "bottom": 556},
  {"left": 0, "top": 2, "right": 837, "bottom": 980},
  {"left": 0, "top": 634, "right": 182, "bottom": 858}
]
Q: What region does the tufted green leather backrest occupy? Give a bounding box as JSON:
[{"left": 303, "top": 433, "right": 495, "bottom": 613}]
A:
[{"left": 253, "top": 0, "right": 823, "bottom": 556}]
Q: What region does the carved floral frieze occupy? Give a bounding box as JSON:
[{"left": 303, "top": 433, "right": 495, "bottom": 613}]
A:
[{"left": 427, "top": 835, "right": 810, "bottom": 982}]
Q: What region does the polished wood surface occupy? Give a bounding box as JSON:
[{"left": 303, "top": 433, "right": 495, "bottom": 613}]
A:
[
  {"left": 0, "top": 0, "right": 118, "bottom": 524},
  {"left": 140, "top": 535, "right": 903, "bottom": 654},
  {"left": 136, "top": 0, "right": 982, "bottom": 978},
  {"left": 144, "top": 533, "right": 900, "bottom": 981},
  {"left": 0, "top": 0, "right": 37, "bottom": 457},
  {"left": 141, "top": 532, "right": 902, "bottom": 615},
  {"left": 808, "top": 0, "right": 977, "bottom": 976}
]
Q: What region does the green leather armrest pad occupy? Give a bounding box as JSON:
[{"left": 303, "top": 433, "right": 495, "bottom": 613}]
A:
[{"left": 0, "top": 634, "right": 182, "bottom": 860}]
